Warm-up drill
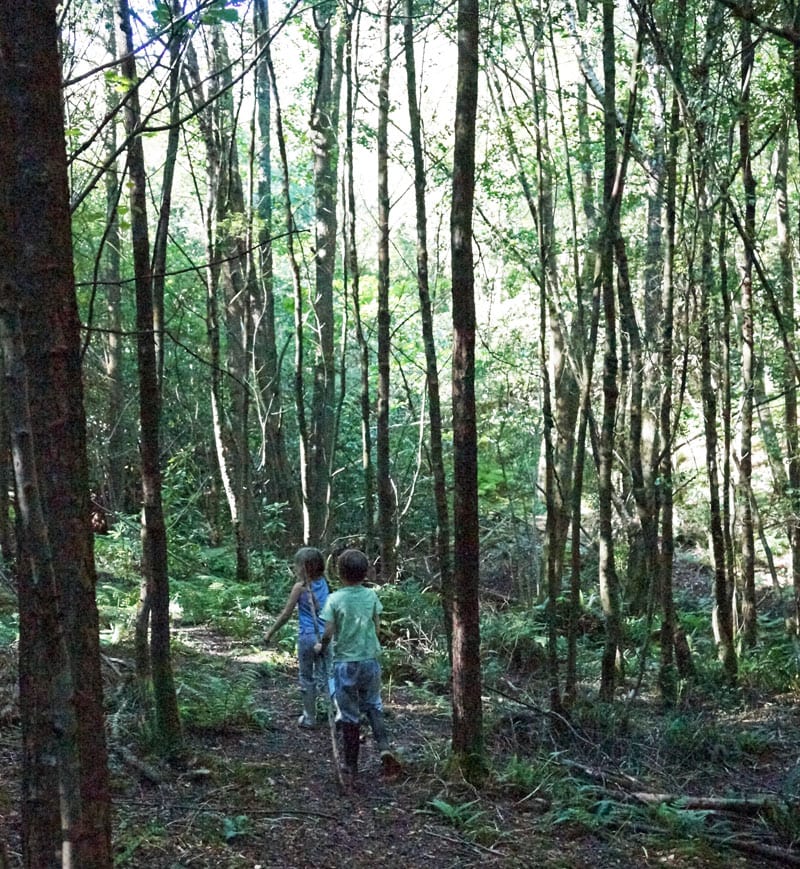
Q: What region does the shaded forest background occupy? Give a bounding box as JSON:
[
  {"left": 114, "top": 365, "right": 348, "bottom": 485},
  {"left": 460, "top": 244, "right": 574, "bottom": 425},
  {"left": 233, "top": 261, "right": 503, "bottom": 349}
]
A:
[{"left": 4, "top": 0, "right": 800, "bottom": 865}]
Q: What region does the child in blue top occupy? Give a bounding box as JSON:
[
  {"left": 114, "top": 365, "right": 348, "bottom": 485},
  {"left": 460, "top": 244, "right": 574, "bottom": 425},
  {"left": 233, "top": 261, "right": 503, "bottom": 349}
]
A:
[
  {"left": 265, "top": 547, "right": 331, "bottom": 728},
  {"left": 315, "top": 548, "right": 392, "bottom": 785}
]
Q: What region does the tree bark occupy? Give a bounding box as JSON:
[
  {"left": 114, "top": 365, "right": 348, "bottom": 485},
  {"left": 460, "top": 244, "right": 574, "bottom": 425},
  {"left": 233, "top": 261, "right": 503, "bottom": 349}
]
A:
[
  {"left": 306, "top": 4, "right": 343, "bottom": 542},
  {"left": 791, "top": 3, "right": 800, "bottom": 633},
  {"left": 0, "top": 1, "right": 113, "bottom": 862},
  {"left": 101, "top": 0, "right": 125, "bottom": 519},
  {"left": 737, "top": 4, "right": 757, "bottom": 647},
  {"left": 598, "top": 0, "right": 623, "bottom": 701},
  {"left": 344, "top": 3, "right": 375, "bottom": 556},
  {"left": 184, "top": 30, "right": 254, "bottom": 582},
  {"left": 253, "top": 0, "right": 300, "bottom": 533},
  {"left": 450, "top": 0, "right": 484, "bottom": 782},
  {"left": 118, "top": 0, "right": 183, "bottom": 752},
  {"left": 376, "top": 0, "right": 396, "bottom": 582},
  {"left": 404, "top": 0, "right": 451, "bottom": 646}
]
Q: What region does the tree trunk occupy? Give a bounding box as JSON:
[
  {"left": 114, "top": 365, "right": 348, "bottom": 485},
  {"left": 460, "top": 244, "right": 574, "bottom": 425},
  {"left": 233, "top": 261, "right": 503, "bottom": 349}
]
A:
[
  {"left": 344, "top": 4, "right": 375, "bottom": 556},
  {"left": 404, "top": 0, "right": 452, "bottom": 646},
  {"left": 150, "top": 0, "right": 184, "bottom": 387},
  {"left": 253, "top": 0, "right": 300, "bottom": 533},
  {"left": 184, "top": 31, "right": 254, "bottom": 582},
  {"left": 565, "top": 0, "right": 600, "bottom": 706},
  {"left": 598, "top": 0, "right": 623, "bottom": 701},
  {"left": 306, "top": 5, "right": 343, "bottom": 542},
  {"left": 266, "top": 49, "right": 311, "bottom": 550},
  {"left": 0, "top": 1, "right": 113, "bottom": 862},
  {"left": 737, "top": 5, "right": 757, "bottom": 647},
  {"left": 791, "top": 4, "right": 800, "bottom": 633},
  {"left": 376, "top": 0, "right": 396, "bottom": 582},
  {"left": 450, "top": 0, "right": 484, "bottom": 782},
  {"left": 101, "top": 0, "right": 125, "bottom": 519},
  {"left": 118, "top": 0, "right": 183, "bottom": 752},
  {"left": 657, "top": 75, "right": 681, "bottom": 703},
  {"left": 776, "top": 102, "right": 800, "bottom": 632}
]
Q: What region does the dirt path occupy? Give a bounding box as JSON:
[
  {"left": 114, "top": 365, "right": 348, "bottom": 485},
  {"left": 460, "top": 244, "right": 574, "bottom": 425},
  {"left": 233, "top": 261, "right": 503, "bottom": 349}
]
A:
[
  {"left": 0, "top": 630, "right": 782, "bottom": 867},
  {"left": 105, "top": 630, "right": 762, "bottom": 868}
]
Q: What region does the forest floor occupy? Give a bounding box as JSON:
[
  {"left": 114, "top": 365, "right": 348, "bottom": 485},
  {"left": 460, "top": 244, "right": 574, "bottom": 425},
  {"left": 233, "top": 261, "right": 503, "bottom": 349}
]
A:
[{"left": 1, "top": 574, "right": 800, "bottom": 867}]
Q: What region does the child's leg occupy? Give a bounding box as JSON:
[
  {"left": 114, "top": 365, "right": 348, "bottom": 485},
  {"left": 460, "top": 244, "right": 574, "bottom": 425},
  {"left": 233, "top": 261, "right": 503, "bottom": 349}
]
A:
[
  {"left": 297, "top": 635, "right": 318, "bottom": 727},
  {"left": 361, "top": 660, "right": 390, "bottom": 753},
  {"left": 341, "top": 722, "right": 360, "bottom": 777},
  {"left": 334, "top": 662, "right": 361, "bottom": 773}
]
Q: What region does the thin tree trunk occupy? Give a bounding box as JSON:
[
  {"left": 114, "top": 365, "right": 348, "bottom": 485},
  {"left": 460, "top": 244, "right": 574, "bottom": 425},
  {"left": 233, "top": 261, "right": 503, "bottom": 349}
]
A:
[
  {"left": 307, "top": 4, "right": 342, "bottom": 542},
  {"left": 658, "top": 78, "right": 681, "bottom": 702},
  {"left": 598, "top": 0, "right": 623, "bottom": 701},
  {"left": 102, "top": 0, "right": 125, "bottom": 519},
  {"left": 376, "top": 0, "right": 396, "bottom": 581},
  {"left": 150, "top": 0, "right": 184, "bottom": 386},
  {"left": 184, "top": 31, "right": 253, "bottom": 582},
  {"left": 565, "top": 0, "right": 599, "bottom": 706},
  {"left": 450, "top": 0, "right": 484, "bottom": 782},
  {"left": 738, "top": 4, "right": 757, "bottom": 646},
  {"left": 776, "top": 110, "right": 800, "bottom": 630},
  {"left": 343, "top": 3, "right": 375, "bottom": 557},
  {"left": 253, "top": 0, "right": 300, "bottom": 531},
  {"left": 692, "top": 6, "right": 736, "bottom": 675},
  {"left": 266, "top": 50, "right": 310, "bottom": 549},
  {"left": 791, "top": 3, "right": 800, "bottom": 633},
  {"left": 404, "top": 0, "right": 451, "bottom": 646},
  {"left": 118, "top": 0, "right": 182, "bottom": 752}
]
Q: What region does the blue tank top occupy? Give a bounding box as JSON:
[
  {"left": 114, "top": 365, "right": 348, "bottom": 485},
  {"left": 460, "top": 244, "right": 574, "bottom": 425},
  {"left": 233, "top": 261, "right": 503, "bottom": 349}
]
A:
[{"left": 297, "top": 576, "right": 329, "bottom": 636}]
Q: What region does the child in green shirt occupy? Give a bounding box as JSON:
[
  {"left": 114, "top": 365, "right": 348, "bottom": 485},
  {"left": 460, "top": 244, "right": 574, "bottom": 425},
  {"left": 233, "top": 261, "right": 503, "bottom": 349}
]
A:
[{"left": 315, "top": 548, "right": 392, "bottom": 787}]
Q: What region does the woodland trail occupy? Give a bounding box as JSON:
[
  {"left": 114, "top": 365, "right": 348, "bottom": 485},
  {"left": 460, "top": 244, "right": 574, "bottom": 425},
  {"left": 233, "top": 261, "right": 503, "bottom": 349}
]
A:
[
  {"left": 104, "top": 629, "right": 766, "bottom": 868},
  {"left": 0, "top": 627, "right": 785, "bottom": 867}
]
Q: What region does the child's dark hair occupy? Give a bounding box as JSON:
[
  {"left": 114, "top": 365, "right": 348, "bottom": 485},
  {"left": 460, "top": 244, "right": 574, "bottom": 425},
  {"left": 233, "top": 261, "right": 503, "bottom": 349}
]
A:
[
  {"left": 337, "top": 548, "right": 369, "bottom": 583},
  {"left": 294, "top": 546, "right": 325, "bottom": 578}
]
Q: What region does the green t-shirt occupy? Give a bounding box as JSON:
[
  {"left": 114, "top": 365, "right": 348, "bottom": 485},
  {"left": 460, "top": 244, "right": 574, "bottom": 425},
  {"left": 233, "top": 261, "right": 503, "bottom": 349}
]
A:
[{"left": 320, "top": 584, "right": 383, "bottom": 662}]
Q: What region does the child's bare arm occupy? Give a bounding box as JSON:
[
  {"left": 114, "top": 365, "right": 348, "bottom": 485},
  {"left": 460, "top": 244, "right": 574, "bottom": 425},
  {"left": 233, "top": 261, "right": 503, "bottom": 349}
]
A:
[{"left": 264, "top": 581, "right": 304, "bottom": 643}]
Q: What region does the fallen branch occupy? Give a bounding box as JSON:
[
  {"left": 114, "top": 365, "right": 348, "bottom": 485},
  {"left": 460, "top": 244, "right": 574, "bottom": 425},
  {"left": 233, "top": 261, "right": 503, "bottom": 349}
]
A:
[
  {"left": 116, "top": 745, "right": 162, "bottom": 784},
  {"left": 630, "top": 791, "right": 791, "bottom": 814},
  {"left": 729, "top": 837, "right": 800, "bottom": 867}
]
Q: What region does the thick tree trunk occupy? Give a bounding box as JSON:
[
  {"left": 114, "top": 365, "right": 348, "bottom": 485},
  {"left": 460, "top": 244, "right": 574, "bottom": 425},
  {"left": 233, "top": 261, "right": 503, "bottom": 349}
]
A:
[
  {"left": 450, "top": 0, "right": 484, "bottom": 782},
  {"left": 0, "top": 2, "right": 112, "bottom": 862}
]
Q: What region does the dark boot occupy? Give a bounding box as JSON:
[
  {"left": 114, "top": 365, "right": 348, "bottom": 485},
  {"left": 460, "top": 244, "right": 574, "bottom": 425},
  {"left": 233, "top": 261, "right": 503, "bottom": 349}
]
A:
[
  {"left": 367, "top": 708, "right": 402, "bottom": 777},
  {"left": 341, "top": 722, "right": 361, "bottom": 776},
  {"left": 366, "top": 708, "right": 390, "bottom": 753}
]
